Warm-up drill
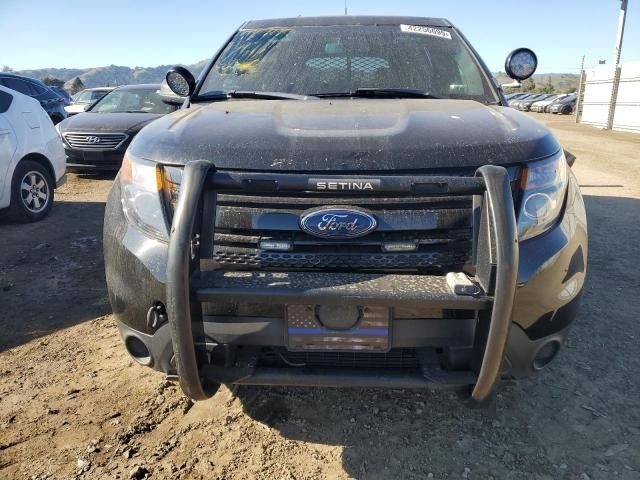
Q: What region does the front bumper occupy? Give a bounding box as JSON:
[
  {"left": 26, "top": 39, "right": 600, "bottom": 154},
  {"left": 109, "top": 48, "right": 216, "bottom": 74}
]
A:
[
  {"left": 65, "top": 147, "right": 126, "bottom": 171},
  {"left": 55, "top": 174, "right": 67, "bottom": 189},
  {"left": 104, "top": 164, "right": 587, "bottom": 401}
]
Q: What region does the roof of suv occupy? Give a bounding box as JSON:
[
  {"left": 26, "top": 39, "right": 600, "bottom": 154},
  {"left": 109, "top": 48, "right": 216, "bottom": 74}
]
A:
[
  {"left": 244, "top": 16, "right": 452, "bottom": 29},
  {"left": 0, "top": 72, "right": 47, "bottom": 85},
  {"left": 84, "top": 87, "right": 115, "bottom": 92}
]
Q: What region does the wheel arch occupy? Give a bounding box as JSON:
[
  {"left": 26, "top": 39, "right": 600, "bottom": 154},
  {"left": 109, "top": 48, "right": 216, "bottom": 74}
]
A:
[{"left": 15, "top": 152, "right": 56, "bottom": 186}]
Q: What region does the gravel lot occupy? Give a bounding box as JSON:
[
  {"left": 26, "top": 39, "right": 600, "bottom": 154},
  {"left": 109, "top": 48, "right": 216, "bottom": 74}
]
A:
[{"left": 1, "top": 114, "right": 639, "bottom": 480}]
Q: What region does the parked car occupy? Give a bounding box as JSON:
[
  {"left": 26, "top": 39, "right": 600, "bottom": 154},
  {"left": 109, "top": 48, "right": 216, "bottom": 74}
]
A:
[
  {"left": 544, "top": 93, "right": 574, "bottom": 113},
  {"left": 64, "top": 87, "right": 114, "bottom": 116},
  {"left": 0, "top": 86, "right": 66, "bottom": 222},
  {"left": 549, "top": 94, "right": 577, "bottom": 114},
  {"left": 518, "top": 94, "right": 554, "bottom": 112},
  {"left": 104, "top": 16, "right": 587, "bottom": 403},
  {"left": 0, "top": 72, "right": 68, "bottom": 124},
  {"left": 57, "top": 84, "right": 177, "bottom": 170},
  {"left": 509, "top": 93, "right": 537, "bottom": 108},
  {"left": 49, "top": 86, "right": 73, "bottom": 106},
  {"left": 505, "top": 92, "right": 529, "bottom": 103},
  {"left": 530, "top": 94, "right": 568, "bottom": 113}
]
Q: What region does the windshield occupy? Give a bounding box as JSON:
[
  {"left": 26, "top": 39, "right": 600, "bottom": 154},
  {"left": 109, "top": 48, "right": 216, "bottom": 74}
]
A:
[
  {"left": 90, "top": 87, "right": 175, "bottom": 114},
  {"left": 91, "top": 90, "right": 109, "bottom": 101},
  {"left": 198, "top": 25, "right": 497, "bottom": 103},
  {"left": 75, "top": 91, "right": 93, "bottom": 103}
]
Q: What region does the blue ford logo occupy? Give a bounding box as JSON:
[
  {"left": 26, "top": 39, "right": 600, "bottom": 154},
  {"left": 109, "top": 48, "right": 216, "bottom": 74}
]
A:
[{"left": 300, "top": 208, "right": 377, "bottom": 239}]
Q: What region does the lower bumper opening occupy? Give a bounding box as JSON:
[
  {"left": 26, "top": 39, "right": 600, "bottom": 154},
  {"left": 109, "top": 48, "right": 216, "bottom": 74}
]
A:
[
  {"left": 532, "top": 340, "right": 561, "bottom": 370},
  {"left": 125, "top": 335, "right": 152, "bottom": 366},
  {"left": 259, "top": 347, "right": 420, "bottom": 369},
  {"left": 196, "top": 345, "right": 477, "bottom": 389}
]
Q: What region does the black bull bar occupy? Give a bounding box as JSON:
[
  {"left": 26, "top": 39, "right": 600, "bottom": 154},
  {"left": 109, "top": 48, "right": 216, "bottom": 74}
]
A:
[{"left": 166, "top": 161, "right": 518, "bottom": 401}]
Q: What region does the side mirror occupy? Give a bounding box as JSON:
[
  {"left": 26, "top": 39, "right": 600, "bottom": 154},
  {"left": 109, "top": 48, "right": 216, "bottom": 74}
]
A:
[
  {"left": 165, "top": 66, "right": 196, "bottom": 98},
  {"left": 505, "top": 48, "right": 538, "bottom": 81},
  {"left": 159, "top": 79, "right": 186, "bottom": 105}
]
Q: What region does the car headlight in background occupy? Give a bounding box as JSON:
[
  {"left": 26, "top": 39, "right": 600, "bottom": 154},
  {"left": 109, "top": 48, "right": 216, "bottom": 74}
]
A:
[
  {"left": 120, "top": 152, "right": 169, "bottom": 241},
  {"left": 517, "top": 151, "right": 568, "bottom": 241}
]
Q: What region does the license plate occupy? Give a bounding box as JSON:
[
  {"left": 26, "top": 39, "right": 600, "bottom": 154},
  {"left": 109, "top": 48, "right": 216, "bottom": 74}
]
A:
[
  {"left": 285, "top": 305, "right": 390, "bottom": 352},
  {"left": 83, "top": 151, "right": 104, "bottom": 162}
]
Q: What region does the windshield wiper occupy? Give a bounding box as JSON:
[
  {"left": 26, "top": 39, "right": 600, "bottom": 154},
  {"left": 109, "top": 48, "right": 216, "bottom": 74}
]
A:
[
  {"left": 198, "top": 90, "right": 314, "bottom": 101},
  {"left": 313, "top": 88, "right": 442, "bottom": 99}
]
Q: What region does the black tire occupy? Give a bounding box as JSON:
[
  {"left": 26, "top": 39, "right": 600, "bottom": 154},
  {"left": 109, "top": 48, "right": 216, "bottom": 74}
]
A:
[
  {"left": 5, "top": 159, "right": 54, "bottom": 223},
  {"left": 561, "top": 105, "right": 572, "bottom": 115}
]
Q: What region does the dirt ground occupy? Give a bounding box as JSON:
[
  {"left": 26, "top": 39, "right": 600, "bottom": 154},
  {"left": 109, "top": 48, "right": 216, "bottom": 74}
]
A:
[{"left": 1, "top": 114, "right": 639, "bottom": 480}]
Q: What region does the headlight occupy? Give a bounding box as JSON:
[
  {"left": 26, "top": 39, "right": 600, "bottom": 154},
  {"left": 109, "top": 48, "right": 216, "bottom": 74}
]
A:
[
  {"left": 159, "top": 165, "right": 183, "bottom": 216},
  {"left": 120, "top": 152, "right": 169, "bottom": 241},
  {"left": 517, "top": 151, "right": 568, "bottom": 241}
]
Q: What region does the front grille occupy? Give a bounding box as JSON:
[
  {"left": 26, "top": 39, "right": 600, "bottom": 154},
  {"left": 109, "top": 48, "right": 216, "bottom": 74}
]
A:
[
  {"left": 211, "top": 192, "right": 473, "bottom": 273},
  {"left": 63, "top": 132, "right": 127, "bottom": 150},
  {"left": 213, "top": 247, "right": 469, "bottom": 271},
  {"left": 259, "top": 347, "right": 419, "bottom": 369}
]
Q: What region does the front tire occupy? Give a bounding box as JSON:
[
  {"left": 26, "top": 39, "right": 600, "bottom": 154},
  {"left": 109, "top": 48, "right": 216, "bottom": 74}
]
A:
[{"left": 6, "top": 160, "right": 54, "bottom": 223}]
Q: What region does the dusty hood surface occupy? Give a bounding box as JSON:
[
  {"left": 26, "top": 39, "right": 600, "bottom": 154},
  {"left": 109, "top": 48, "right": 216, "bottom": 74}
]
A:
[
  {"left": 130, "top": 99, "right": 560, "bottom": 172},
  {"left": 58, "top": 112, "right": 164, "bottom": 134}
]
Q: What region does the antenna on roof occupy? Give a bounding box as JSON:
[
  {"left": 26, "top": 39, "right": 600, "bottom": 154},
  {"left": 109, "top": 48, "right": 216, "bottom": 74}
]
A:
[{"left": 344, "top": 0, "right": 348, "bottom": 15}]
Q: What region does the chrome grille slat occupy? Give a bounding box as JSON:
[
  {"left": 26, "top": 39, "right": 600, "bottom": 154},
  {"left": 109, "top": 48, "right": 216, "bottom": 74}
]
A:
[{"left": 63, "top": 132, "right": 127, "bottom": 150}]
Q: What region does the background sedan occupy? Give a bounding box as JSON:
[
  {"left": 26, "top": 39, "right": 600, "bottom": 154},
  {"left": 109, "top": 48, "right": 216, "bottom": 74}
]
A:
[{"left": 57, "top": 84, "right": 177, "bottom": 170}]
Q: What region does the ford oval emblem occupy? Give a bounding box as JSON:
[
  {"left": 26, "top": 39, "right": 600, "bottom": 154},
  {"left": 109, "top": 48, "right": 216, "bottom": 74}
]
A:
[{"left": 300, "top": 208, "right": 377, "bottom": 239}]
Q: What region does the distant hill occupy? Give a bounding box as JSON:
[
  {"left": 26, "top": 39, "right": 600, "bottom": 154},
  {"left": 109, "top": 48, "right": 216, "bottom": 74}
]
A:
[
  {"left": 493, "top": 72, "right": 579, "bottom": 93},
  {"left": 13, "top": 63, "right": 579, "bottom": 94},
  {"left": 14, "top": 60, "right": 210, "bottom": 90}
]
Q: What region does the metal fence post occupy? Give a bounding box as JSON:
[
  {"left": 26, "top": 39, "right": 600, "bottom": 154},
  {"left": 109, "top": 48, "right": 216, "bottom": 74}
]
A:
[
  {"left": 575, "top": 56, "right": 585, "bottom": 124},
  {"left": 607, "top": 65, "right": 622, "bottom": 130},
  {"left": 607, "top": 0, "right": 628, "bottom": 130}
]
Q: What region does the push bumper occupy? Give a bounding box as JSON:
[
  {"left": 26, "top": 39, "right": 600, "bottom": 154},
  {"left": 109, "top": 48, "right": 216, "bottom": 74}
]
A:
[{"left": 163, "top": 161, "right": 518, "bottom": 401}]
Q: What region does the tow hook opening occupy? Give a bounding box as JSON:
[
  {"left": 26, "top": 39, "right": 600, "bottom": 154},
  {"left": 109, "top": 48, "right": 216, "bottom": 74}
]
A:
[{"left": 533, "top": 340, "right": 561, "bottom": 370}]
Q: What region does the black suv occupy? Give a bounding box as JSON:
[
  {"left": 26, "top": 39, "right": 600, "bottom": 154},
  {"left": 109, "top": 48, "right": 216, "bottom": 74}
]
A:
[
  {"left": 104, "top": 16, "right": 588, "bottom": 403},
  {"left": 0, "top": 72, "right": 68, "bottom": 124}
]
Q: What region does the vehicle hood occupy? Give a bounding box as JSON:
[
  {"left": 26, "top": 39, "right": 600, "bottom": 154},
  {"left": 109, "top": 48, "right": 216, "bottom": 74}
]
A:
[
  {"left": 130, "top": 99, "right": 560, "bottom": 172},
  {"left": 57, "top": 112, "right": 164, "bottom": 134}
]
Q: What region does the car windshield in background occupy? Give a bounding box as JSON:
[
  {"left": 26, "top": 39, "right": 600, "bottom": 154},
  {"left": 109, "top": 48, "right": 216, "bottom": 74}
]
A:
[
  {"left": 90, "top": 88, "right": 174, "bottom": 114},
  {"left": 75, "top": 90, "right": 100, "bottom": 103},
  {"left": 558, "top": 94, "right": 576, "bottom": 103},
  {"left": 197, "top": 25, "right": 497, "bottom": 103}
]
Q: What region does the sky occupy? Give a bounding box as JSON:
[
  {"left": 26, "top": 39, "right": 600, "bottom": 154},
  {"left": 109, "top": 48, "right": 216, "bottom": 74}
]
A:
[{"left": 0, "top": 0, "right": 638, "bottom": 73}]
